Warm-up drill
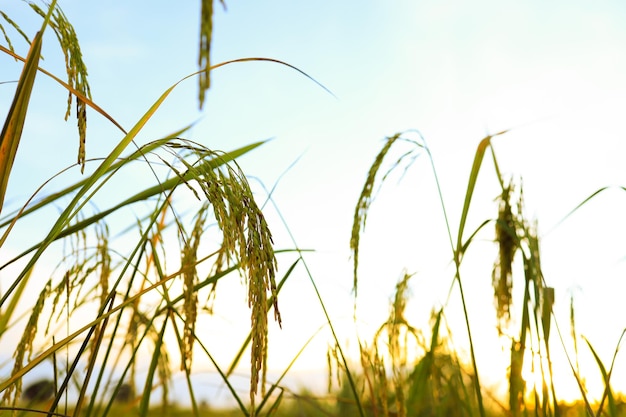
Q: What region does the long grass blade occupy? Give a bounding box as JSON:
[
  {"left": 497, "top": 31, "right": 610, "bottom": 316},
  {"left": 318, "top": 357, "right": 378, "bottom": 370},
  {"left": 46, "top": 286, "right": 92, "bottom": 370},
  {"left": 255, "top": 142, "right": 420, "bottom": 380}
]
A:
[
  {"left": 553, "top": 316, "right": 594, "bottom": 415},
  {"left": 0, "top": 1, "right": 94, "bottom": 215},
  {"left": 263, "top": 175, "right": 365, "bottom": 416},
  {"left": 546, "top": 186, "right": 626, "bottom": 235},
  {"left": 0, "top": 30, "right": 42, "bottom": 214},
  {"left": 192, "top": 327, "right": 250, "bottom": 416},
  {"left": 584, "top": 336, "right": 616, "bottom": 417},
  {"left": 455, "top": 130, "right": 508, "bottom": 258},
  {"left": 0, "top": 266, "right": 32, "bottom": 337}
]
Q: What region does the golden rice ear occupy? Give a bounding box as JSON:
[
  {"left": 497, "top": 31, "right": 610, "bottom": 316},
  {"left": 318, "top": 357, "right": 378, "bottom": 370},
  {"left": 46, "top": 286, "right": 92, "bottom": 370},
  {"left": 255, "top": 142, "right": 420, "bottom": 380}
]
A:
[
  {"left": 179, "top": 148, "right": 280, "bottom": 414},
  {"left": 198, "top": 0, "right": 214, "bottom": 109},
  {"left": 2, "top": 279, "right": 51, "bottom": 406},
  {"left": 0, "top": 8, "right": 32, "bottom": 53},
  {"left": 26, "top": 1, "right": 92, "bottom": 172},
  {"left": 180, "top": 203, "right": 209, "bottom": 372},
  {"left": 492, "top": 181, "right": 518, "bottom": 332}
]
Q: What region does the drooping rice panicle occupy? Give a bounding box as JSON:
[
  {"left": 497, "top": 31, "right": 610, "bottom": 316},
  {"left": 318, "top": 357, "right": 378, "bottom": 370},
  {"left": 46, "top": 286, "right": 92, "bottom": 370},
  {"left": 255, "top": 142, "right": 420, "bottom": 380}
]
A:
[
  {"left": 27, "top": 1, "right": 91, "bottom": 172},
  {"left": 3, "top": 279, "right": 51, "bottom": 406},
  {"left": 350, "top": 133, "right": 401, "bottom": 297},
  {"left": 492, "top": 181, "right": 518, "bottom": 333}
]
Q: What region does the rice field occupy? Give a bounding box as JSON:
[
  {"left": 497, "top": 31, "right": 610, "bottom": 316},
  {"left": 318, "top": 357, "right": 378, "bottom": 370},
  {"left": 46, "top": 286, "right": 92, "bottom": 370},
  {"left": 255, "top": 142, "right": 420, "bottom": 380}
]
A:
[{"left": 1, "top": 2, "right": 625, "bottom": 417}]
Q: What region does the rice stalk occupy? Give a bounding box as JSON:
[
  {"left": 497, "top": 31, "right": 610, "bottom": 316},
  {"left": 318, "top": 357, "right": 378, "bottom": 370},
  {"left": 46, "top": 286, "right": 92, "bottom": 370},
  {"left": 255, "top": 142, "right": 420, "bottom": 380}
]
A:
[
  {"left": 570, "top": 294, "right": 583, "bottom": 387},
  {"left": 42, "top": 222, "right": 117, "bottom": 415},
  {"left": 519, "top": 188, "right": 560, "bottom": 416},
  {"left": 452, "top": 132, "right": 507, "bottom": 417},
  {"left": 80, "top": 221, "right": 154, "bottom": 415},
  {"left": 83, "top": 304, "right": 139, "bottom": 416},
  {"left": 290, "top": 231, "right": 364, "bottom": 415},
  {"left": 138, "top": 315, "right": 169, "bottom": 417},
  {"left": 195, "top": 332, "right": 249, "bottom": 416},
  {"left": 390, "top": 308, "right": 408, "bottom": 416},
  {"left": 540, "top": 285, "right": 557, "bottom": 416},
  {"left": 165, "top": 304, "right": 201, "bottom": 417},
  {"left": 553, "top": 317, "right": 594, "bottom": 416},
  {"left": 91, "top": 283, "right": 172, "bottom": 417},
  {"left": 502, "top": 210, "right": 559, "bottom": 417},
  {"left": 483, "top": 151, "right": 561, "bottom": 416},
  {"left": 505, "top": 202, "right": 529, "bottom": 416},
  {"left": 72, "top": 297, "right": 114, "bottom": 417},
  {"left": 95, "top": 240, "right": 170, "bottom": 411},
  {"left": 387, "top": 273, "right": 412, "bottom": 369}
]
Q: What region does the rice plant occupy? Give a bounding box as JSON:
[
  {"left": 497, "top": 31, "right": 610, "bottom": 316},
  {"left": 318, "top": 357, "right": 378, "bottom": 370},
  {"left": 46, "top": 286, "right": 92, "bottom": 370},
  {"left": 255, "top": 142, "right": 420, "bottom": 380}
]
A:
[
  {"left": 0, "top": 2, "right": 306, "bottom": 416},
  {"left": 347, "top": 130, "right": 626, "bottom": 417}
]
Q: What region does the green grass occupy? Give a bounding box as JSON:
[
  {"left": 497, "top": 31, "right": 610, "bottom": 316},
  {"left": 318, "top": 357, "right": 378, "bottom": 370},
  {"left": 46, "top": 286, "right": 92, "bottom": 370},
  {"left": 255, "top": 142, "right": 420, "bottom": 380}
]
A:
[{"left": 1, "top": 2, "right": 625, "bottom": 417}]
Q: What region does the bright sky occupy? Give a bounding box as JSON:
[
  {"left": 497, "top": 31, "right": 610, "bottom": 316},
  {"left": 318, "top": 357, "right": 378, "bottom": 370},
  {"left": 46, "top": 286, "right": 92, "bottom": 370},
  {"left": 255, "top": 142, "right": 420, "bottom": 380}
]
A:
[{"left": 3, "top": 0, "right": 626, "bottom": 408}]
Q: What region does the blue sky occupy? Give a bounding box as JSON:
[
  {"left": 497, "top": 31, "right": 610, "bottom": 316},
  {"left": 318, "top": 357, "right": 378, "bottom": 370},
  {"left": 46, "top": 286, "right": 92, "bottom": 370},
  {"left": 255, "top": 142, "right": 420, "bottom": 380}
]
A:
[{"left": 3, "top": 0, "right": 626, "bottom": 406}]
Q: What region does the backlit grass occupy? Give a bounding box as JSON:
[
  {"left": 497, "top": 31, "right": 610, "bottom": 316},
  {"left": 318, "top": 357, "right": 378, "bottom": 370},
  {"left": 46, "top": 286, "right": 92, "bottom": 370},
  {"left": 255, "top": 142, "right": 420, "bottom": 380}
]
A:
[{"left": 1, "top": 2, "right": 625, "bottom": 417}]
